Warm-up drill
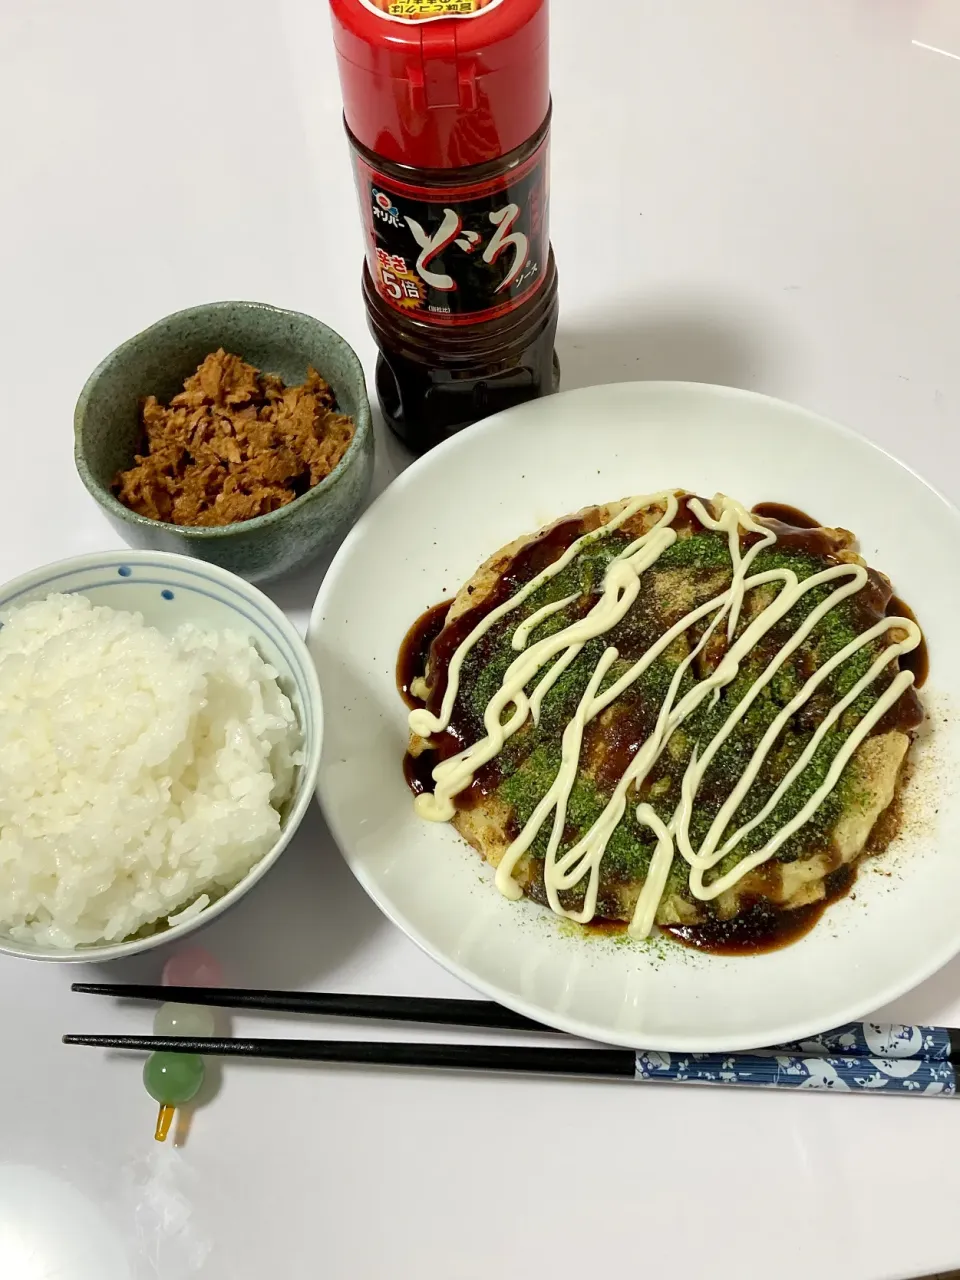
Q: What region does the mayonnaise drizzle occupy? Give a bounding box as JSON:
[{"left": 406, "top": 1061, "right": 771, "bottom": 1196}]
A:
[
  {"left": 511, "top": 593, "right": 580, "bottom": 651},
  {"left": 410, "top": 494, "right": 921, "bottom": 938}
]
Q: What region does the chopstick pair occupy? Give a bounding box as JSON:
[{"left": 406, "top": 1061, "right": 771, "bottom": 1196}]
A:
[{"left": 65, "top": 983, "right": 960, "bottom": 1096}]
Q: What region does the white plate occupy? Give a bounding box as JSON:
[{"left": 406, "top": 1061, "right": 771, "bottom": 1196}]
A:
[{"left": 308, "top": 382, "right": 960, "bottom": 1052}]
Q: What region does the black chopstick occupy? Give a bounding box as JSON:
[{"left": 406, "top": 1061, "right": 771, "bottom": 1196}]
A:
[
  {"left": 63, "top": 1034, "right": 626, "bottom": 1077},
  {"left": 71, "top": 983, "right": 547, "bottom": 1033},
  {"left": 60, "top": 1032, "right": 960, "bottom": 1096},
  {"left": 71, "top": 985, "right": 960, "bottom": 1066},
  {"left": 69, "top": 985, "right": 960, "bottom": 1098}
]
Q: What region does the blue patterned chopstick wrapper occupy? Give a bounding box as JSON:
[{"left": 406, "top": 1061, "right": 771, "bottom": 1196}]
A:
[{"left": 634, "top": 1024, "right": 957, "bottom": 1094}]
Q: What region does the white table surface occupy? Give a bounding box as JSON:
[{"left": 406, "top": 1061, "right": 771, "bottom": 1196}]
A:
[{"left": 3, "top": 1, "right": 960, "bottom": 1277}]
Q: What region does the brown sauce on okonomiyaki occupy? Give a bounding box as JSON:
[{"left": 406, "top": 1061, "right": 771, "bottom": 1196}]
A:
[
  {"left": 662, "top": 863, "right": 857, "bottom": 954},
  {"left": 887, "top": 595, "right": 928, "bottom": 688},
  {"left": 397, "top": 495, "right": 924, "bottom": 953},
  {"left": 397, "top": 600, "right": 452, "bottom": 710}
]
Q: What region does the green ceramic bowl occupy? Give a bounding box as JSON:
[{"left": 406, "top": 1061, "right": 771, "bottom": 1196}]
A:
[{"left": 74, "top": 301, "right": 374, "bottom": 583}]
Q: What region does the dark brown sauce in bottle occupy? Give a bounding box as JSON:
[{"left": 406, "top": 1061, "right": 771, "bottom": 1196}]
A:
[
  {"left": 366, "top": 258, "right": 560, "bottom": 454},
  {"left": 352, "top": 112, "right": 560, "bottom": 455}
]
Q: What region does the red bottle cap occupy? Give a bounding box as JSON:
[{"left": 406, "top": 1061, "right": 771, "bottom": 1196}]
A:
[{"left": 329, "top": 0, "right": 549, "bottom": 169}]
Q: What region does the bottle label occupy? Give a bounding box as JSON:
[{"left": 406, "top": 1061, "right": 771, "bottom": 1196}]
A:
[
  {"left": 355, "top": 134, "right": 549, "bottom": 326},
  {"left": 358, "top": 0, "right": 506, "bottom": 22}
]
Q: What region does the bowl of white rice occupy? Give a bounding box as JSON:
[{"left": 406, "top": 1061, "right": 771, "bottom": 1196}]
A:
[{"left": 0, "top": 550, "right": 322, "bottom": 961}]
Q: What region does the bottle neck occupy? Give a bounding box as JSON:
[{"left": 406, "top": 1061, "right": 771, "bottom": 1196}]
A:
[{"left": 344, "top": 102, "right": 552, "bottom": 188}]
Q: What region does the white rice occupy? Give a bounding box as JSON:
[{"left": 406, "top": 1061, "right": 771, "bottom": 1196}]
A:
[{"left": 0, "top": 593, "right": 302, "bottom": 948}]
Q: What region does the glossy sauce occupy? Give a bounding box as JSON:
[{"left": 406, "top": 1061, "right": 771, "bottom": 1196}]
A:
[
  {"left": 399, "top": 495, "right": 925, "bottom": 949},
  {"left": 888, "top": 594, "right": 928, "bottom": 688},
  {"left": 753, "top": 501, "right": 928, "bottom": 707},
  {"left": 750, "top": 501, "right": 821, "bottom": 530},
  {"left": 663, "top": 863, "right": 857, "bottom": 955},
  {"left": 404, "top": 746, "right": 491, "bottom": 808},
  {"left": 402, "top": 748, "right": 440, "bottom": 799},
  {"left": 398, "top": 599, "right": 454, "bottom": 798},
  {"left": 398, "top": 599, "right": 498, "bottom": 807},
  {"left": 416, "top": 514, "right": 595, "bottom": 722},
  {"left": 397, "top": 600, "right": 452, "bottom": 709},
  {"left": 750, "top": 501, "right": 852, "bottom": 558}
]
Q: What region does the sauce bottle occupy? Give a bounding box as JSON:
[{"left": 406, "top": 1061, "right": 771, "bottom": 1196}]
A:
[{"left": 329, "top": 0, "right": 558, "bottom": 453}]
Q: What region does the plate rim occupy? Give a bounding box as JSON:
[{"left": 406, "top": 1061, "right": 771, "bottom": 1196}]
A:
[{"left": 310, "top": 379, "right": 960, "bottom": 1051}]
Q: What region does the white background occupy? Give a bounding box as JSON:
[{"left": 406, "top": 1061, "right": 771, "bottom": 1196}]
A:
[{"left": 2, "top": 1, "right": 960, "bottom": 1277}]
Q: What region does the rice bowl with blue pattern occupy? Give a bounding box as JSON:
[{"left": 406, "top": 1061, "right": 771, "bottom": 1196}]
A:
[{"left": 0, "top": 550, "right": 322, "bottom": 962}]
